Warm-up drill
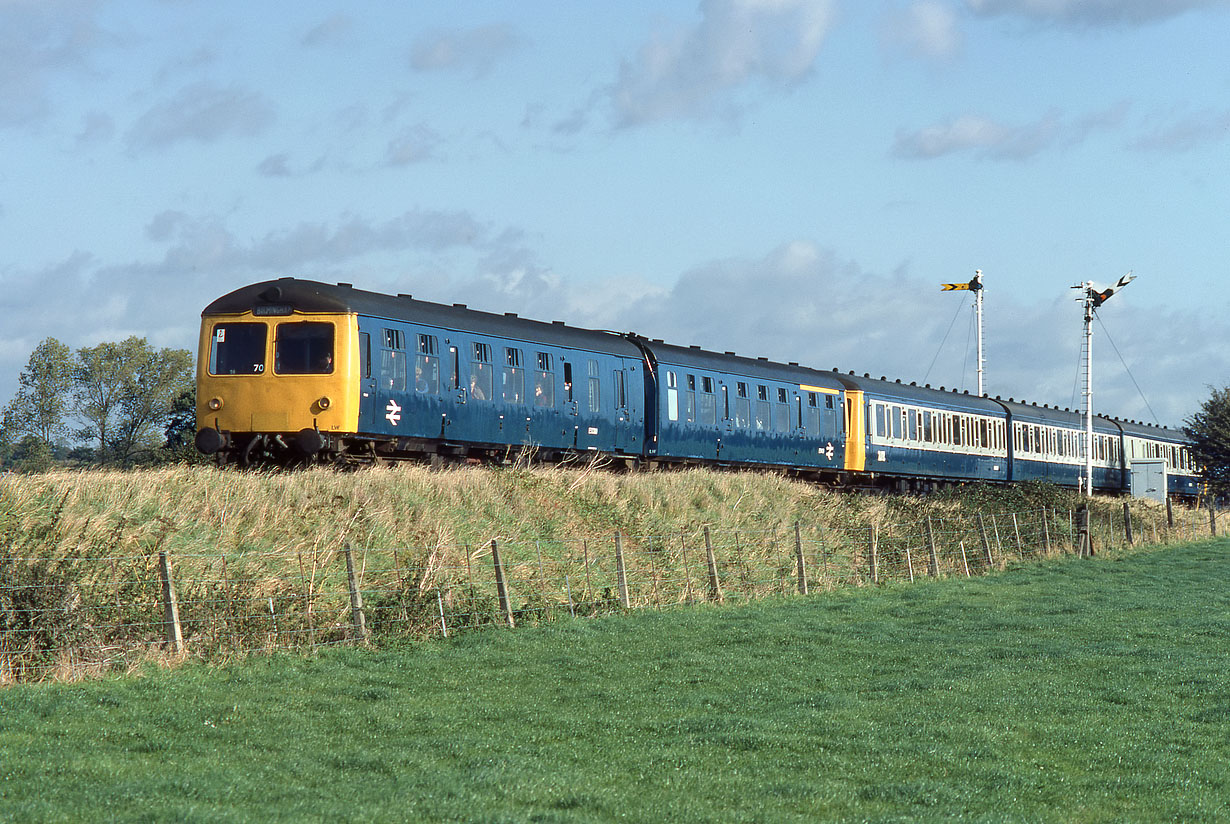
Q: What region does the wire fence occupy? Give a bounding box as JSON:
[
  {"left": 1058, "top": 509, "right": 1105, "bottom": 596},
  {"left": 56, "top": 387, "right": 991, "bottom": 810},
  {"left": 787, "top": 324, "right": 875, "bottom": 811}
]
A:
[{"left": 2, "top": 500, "right": 1222, "bottom": 684}]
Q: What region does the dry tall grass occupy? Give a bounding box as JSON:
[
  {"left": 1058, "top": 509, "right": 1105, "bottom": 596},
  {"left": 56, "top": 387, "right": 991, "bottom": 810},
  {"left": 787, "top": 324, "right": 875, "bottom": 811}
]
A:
[{"left": 2, "top": 464, "right": 1211, "bottom": 683}]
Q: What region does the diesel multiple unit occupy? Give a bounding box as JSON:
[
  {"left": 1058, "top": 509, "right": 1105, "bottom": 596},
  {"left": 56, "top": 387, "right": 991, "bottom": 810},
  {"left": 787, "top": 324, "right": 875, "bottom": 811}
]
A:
[{"left": 195, "top": 278, "right": 1200, "bottom": 498}]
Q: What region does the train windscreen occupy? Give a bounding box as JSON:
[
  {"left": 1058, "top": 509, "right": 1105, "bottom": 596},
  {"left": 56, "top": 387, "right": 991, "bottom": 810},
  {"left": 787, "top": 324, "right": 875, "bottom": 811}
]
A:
[{"left": 209, "top": 323, "right": 267, "bottom": 375}]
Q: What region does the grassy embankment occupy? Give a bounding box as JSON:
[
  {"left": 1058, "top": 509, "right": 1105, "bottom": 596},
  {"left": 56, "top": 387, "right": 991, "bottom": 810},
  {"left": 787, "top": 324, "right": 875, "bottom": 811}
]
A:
[
  {"left": 0, "top": 540, "right": 1226, "bottom": 822},
  {"left": 1, "top": 464, "right": 1214, "bottom": 682}
]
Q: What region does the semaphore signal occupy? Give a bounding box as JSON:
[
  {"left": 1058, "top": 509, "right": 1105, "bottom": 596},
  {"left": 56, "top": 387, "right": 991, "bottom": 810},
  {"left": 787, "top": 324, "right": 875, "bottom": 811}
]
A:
[
  {"left": 940, "top": 269, "right": 985, "bottom": 396},
  {"left": 1072, "top": 272, "right": 1135, "bottom": 497}
]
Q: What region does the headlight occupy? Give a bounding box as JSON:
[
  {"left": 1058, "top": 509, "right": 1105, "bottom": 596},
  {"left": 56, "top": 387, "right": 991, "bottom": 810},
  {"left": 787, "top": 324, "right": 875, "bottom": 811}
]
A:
[
  {"left": 317, "top": 396, "right": 332, "bottom": 410},
  {"left": 207, "top": 397, "right": 223, "bottom": 411}
]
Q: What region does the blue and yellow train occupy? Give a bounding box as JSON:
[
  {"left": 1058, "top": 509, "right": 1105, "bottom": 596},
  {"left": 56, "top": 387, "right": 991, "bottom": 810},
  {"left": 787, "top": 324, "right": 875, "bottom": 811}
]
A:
[{"left": 195, "top": 278, "right": 1200, "bottom": 498}]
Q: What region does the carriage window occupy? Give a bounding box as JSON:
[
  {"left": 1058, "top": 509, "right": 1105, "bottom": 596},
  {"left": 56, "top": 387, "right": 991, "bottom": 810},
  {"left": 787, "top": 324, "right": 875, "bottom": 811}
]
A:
[
  {"left": 384, "top": 329, "right": 405, "bottom": 350},
  {"left": 754, "top": 399, "right": 770, "bottom": 432},
  {"left": 535, "top": 358, "right": 554, "bottom": 408},
  {"left": 210, "top": 323, "right": 267, "bottom": 375},
  {"left": 735, "top": 389, "right": 751, "bottom": 429},
  {"left": 774, "top": 396, "right": 789, "bottom": 433},
  {"left": 685, "top": 374, "right": 696, "bottom": 423},
  {"left": 504, "top": 348, "right": 525, "bottom": 404},
  {"left": 586, "top": 359, "right": 601, "bottom": 413},
  {"left": 757, "top": 385, "right": 768, "bottom": 402},
  {"left": 699, "top": 377, "right": 717, "bottom": 425},
  {"left": 613, "top": 371, "right": 627, "bottom": 409},
  {"left": 380, "top": 350, "right": 406, "bottom": 392},
  {"left": 414, "top": 334, "right": 439, "bottom": 394},
  {"left": 415, "top": 354, "right": 439, "bottom": 394},
  {"left": 359, "top": 332, "right": 370, "bottom": 379},
  {"left": 777, "top": 388, "right": 788, "bottom": 404},
  {"left": 275, "top": 322, "right": 334, "bottom": 374},
  {"left": 666, "top": 371, "right": 679, "bottom": 421},
  {"left": 470, "top": 343, "right": 493, "bottom": 401},
  {"left": 563, "top": 362, "right": 574, "bottom": 402}
]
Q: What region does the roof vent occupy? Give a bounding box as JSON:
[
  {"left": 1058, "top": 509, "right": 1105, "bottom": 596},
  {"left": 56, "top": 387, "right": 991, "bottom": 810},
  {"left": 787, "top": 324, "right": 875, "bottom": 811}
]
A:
[
  {"left": 690, "top": 345, "right": 701, "bottom": 349},
  {"left": 398, "top": 293, "right": 412, "bottom": 298},
  {"left": 910, "top": 381, "right": 917, "bottom": 386},
  {"left": 864, "top": 373, "right": 870, "bottom": 378},
  {"left": 454, "top": 303, "right": 467, "bottom": 309},
  {"left": 757, "top": 357, "right": 768, "bottom": 362},
  {"left": 338, "top": 282, "right": 352, "bottom": 288},
  {"left": 505, "top": 312, "right": 517, "bottom": 318},
  {"left": 259, "top": 286, "right": 283, "bottom": 302},
  {"left": 552, "top": 320, "right": 565, "bottom": 326},
  {"left": 725, "top": 351, "right": 735, "bottom": 356},
  {"left": 789, "top": 361, "right": 799, "bottom": 366}
]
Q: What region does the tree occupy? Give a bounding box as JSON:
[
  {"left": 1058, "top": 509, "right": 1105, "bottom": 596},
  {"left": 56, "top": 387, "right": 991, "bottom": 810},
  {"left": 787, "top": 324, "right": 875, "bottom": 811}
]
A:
[
  {"left": 75, "top": 337, "right": 194, "bottom": 467},
  {"left": 2, "top": 337, "right": 75, "bottom": 447},
  {"left": 1183, "top": 385, "right": 1230, "bottom": 495}
]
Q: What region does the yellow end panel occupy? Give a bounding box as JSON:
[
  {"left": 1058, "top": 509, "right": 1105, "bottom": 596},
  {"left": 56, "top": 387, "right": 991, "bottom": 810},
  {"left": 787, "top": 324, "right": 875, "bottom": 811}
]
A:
[
  {"left": 843, "top": 390, "right": 866, "bottom": 472},
  {"left": 196, "top": 312, "right": 360, "bottom": 435}
]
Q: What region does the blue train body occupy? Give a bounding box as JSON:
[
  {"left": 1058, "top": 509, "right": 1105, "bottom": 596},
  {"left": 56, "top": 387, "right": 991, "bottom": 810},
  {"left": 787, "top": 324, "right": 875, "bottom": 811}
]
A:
[{"left": 195, "top": 278, "right": 1201, "bottom": 499}]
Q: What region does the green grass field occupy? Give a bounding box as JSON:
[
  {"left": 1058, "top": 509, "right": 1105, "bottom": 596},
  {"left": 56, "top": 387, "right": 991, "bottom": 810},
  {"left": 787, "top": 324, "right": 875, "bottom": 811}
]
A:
[{"left": 2, "top": 540, "right": 1226, "bottom": 823}]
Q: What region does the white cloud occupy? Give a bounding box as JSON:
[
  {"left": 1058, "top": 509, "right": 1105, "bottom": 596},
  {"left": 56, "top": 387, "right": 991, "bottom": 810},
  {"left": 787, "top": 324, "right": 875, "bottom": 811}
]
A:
[
  {"left": 0, "top": 0, "right": 110, "bottom": 128},
  {"left": 302, "top": 14, "right": 354, "bottom": 48},
  {"left": 385, "top": 123, "right": 443, "bottom": 166},
  {"left": 409, "top": 24, "right": 526, "bottom": 78},
  {"left": 964, "top": 0, "right": 1230, "bottom": 27},
  {"left": 1131, "top": 108, "right": 1230, "bottom": 152},
  {"left": 125, "top": 82, "right": 276, "bottom": 151},
  {"left": 883, "top": 1, "right": 963, "bottom": 59},
  {"left": 611, "top": 0, "right": 837, "bottom": 127},
  {"left": 893, "top": 105, "right": 1127, "bottom": 159}
]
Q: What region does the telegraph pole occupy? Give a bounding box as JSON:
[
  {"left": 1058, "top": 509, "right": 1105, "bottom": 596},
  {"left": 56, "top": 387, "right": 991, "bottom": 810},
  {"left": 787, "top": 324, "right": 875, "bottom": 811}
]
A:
[
  {"left": 1072, "top": 272, "right": 1135, "bottom": 497},
  {"left": 940, "top": 269, "right": 985, "bottom": 396}
]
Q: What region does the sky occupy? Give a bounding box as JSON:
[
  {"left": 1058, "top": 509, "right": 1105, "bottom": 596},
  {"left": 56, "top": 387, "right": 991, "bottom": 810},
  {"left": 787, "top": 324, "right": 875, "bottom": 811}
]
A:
[{"left": 2, "top": 0, "right": 1228, "bottom": 430}]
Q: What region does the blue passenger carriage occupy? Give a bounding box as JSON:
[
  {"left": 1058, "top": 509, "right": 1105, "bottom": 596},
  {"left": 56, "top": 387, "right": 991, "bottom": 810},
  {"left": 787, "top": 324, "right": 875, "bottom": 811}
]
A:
[
  {"left": 850, "top": 376, "right": 1009, "bottom": 490},
  {"left": 632, "top": 339, "right": 846, "bottom": 476}
]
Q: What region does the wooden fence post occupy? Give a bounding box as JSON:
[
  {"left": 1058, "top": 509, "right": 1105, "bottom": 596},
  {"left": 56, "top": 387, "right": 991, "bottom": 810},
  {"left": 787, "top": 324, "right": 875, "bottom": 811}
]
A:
[
  {"left": 904, "top": 543, "right": 915, "bottom": 583},
  {"left": 1076, "top": 507, "right": 1092, "bottom": 557},
  {"left": 1210, "top": 502, "right": 1218, "bottom": 538},
  {"left": 977, "top": 514, "right": 994, "bottom": 569},
  {"left": 794, "top": 522, "right": 808, "bottom": 595},
  {"left": 926, "top": 517, "right": 939, "bottom": 577},
  {"left": 680, "top": 528, "right": 695, "bottom": 602},
  {"left": 343, "top": 545, "right": 370, "bottom": 644},
  {"left": 1012, "top": 513, "right": 1024, "bottom": 558},
  {"left": 1041, "top": 509, "right": 1052, "bottom": 555},
  {"left": 436, "top": 590, "right": 449, "bottom": 638},
  {"left": 703, "top": 526, "right": 723, "bottom": 603},
  {"left": 614, "top": 531, "right": 631, "bottom": 609},
  {"left": 1123, "top": 502, "right": 1134, "bottom": 546},
  {"left": 958, "top": 541, "right": 970, "bottom": 577},
  {"left": 157, "top": 551, "right": 183, "bottom": 654},
  {"left": 491, "top": 539, "right": 515, "bottom": 629},
  {"left": 1166, "top": 496, "right": 1175, "bottom": 529},
  {"left": 869, "top": 525, "right": 879, "bottom": 584}
]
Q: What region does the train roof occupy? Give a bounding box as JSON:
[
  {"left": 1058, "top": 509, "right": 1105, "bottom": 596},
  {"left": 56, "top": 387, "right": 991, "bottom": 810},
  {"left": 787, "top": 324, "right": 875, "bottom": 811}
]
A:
[
  {"left": 838, "top": 373, "right": 1007, "bottom": 415},
  {"left": 636, "top": 338, "right": 845, "bottom": 390},
  {"left": 202, "top": 278, "right": 643, "bottom": 358}
]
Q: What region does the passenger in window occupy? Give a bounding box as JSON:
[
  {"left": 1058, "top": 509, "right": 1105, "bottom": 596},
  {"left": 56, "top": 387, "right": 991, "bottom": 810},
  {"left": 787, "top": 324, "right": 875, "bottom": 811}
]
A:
[
  {"left": 318, "top": 351, "right": 333, "bottom": 373},
  {"left": 415, "top": 361, "right": 429, "bottom": 393}
]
